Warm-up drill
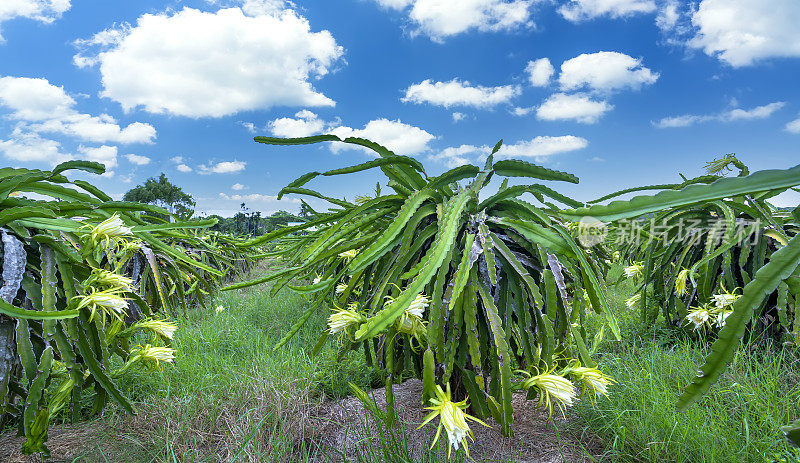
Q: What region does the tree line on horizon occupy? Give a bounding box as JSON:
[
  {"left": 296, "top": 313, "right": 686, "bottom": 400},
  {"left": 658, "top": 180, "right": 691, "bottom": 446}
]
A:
[{"left": 122, "top": 173, "right": 305, "bottom": 236}]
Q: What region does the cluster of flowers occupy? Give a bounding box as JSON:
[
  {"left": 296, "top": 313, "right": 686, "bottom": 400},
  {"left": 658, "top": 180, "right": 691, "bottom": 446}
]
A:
[
  {"left": 622, "top": 261, "right": 741, "bottom": 330},
  {"left": 623, "top": 262, "right": 644, "bottom": 309},
  {"left": 72, "top": 215, "right": 138, "bottom": 325},
  {"left": 685, "top": 287, "right": 741, "bottom": 330},
  {"left": 72, "top": 215, "right": 177, "bottom": 370},
  {"left": 327, "top": 248, "right": 430, "bottom": 346},
  {"left": 327, "top": 291, "right": 430, "bottom": 344},
  {"left": 623, "top": 262, "right": 691, "bottom": 308},
  {"left": 421, "top": 361, "right": 614, "bottom": 458},
  {"left": 520, "top": 361, "right": 613, "bottom": 412}
]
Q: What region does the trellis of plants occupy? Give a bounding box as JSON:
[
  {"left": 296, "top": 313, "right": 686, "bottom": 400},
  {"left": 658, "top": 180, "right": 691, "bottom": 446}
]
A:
[
  {"left": 227, "top": 134, "right": 628, "bottom": 457},
  {"left": 0, "top": 161, "right": 256, "bottom": 456},
  {"left": 563, "top": 154, "right": 800, "bottom": 444}
]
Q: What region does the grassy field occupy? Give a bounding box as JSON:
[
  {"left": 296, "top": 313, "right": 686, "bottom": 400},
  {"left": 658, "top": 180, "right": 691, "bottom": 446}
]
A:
[
  {"left": 75, "top": 262, "right": 375, "bottom": 461},
  {"left": 45, "top": 261, "right": 800, "bottom": 462},
  {"left": 577, "top": 267, "right": 800, "bottom": 463}
]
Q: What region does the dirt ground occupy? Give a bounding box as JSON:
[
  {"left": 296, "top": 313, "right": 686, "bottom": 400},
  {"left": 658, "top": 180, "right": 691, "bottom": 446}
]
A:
[
  {"left": 1, "top": 380, "right": 602, "bottom": 462},
  {"left": 0, "top": 422, "right": 104, "bottom": 463},
  {"left": 308, "top": 379, "right": 602, "bottom": 462}
]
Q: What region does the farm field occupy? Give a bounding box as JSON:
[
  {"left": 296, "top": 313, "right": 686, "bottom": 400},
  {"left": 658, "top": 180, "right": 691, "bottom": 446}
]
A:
[
  {"left": 1, "top": 144, "right": 800, "bottom": 463},
  {"left": 3, "top": 260, "right": 798, "bottom": 463},
  {"left": 3, "top": 2, "right": 800, "bottom": 461}
]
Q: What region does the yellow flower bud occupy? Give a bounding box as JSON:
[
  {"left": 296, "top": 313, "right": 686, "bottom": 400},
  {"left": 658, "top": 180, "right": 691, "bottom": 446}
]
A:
[
  {"left": 418, "top": 384, "right": 489, "bottom": 458},
  {"left": 674, "top": 268, "right": 689, "bottom": 296},
  {"left": 338, "top": 249, "right": 359, "bottom": 261}
]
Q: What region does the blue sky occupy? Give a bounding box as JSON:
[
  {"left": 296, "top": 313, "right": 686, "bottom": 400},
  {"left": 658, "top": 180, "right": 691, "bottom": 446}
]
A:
[{"left": 1, "top": 0, "right": 799, "bottom": 216}]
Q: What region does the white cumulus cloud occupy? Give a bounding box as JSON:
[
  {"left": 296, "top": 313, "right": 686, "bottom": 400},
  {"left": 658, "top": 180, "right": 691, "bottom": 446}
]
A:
[
  {"left": 0, "top": 131, "right": 69, "bottom": 163},
  {"left": 73, "top": 6, "right": 343, "bottom": 118},
  {"left": 786, "top": 116, "right": 800, "bottom": 134},
  {"left": 429, "top": 135, "right": 588, "bottom": 166},
  {"left": 494, "top": 135, "right": 588, "bottom": 159},
  {"left": 269, "top": 109, "right": 331, "bottom": 137},
  {"left": 653, "top": 114, "right": 708, "bottom": 128},
  {"left": 511, "top": 106, "right": 535, "bottom": 116},
  {"left": 0, "top": 133, "right": 117, "bottom": 175},
  {"left": 0, "top": 0, "right": 71, "bottom": 42},
  {"left": 536, "top": 93, "right": 613, "bottom": 124},
  {"left": 655, "top": 0, "right": 681, "bottom": 32},
  {"left": 329, "top": 119, "right": 435, "bottom": 155},
  {"left": 29, "top": 118, "right": 156, "bottom": 144},
  {"left": 239, "top": 122, "right": 259, "bottom": 134},
  {"left": 559, "top": 0, "right": 656, "bottom": 22},
  {"left": 726, "top": 102, "right": 786, "bottom": 121},
  {"left": 199, "top": 160, "right": 247, "bottom": 174},
  {"left": 0, "top": 76, "right": 156, "bottom": 144},
  {"left": 170, "top": 156, "right": 194, "bottom": 173},
  {"left": 77, "top": 145, "right": 118, "bottom": 169},
  {"left": 0, "top": 76, "right": 155, "bottom": 169},
  {"left": 687, "top": 0, "right": 800, "bottom": 67},
  {"left": 653, "top": 101, "right": 786, "bottom": 128},
  {"left": 0, "top": 75, "right": 74, "bottom": 120},
  {"left": 231, "top": 183, "right": 247, "bottom": 190},
  {"left": 371, "top": 0, "right": 535, "bottom": 41},
  {"left": 429, "top": 144, "right": 484, "bottom": 168},
  {"left": 125, "top": 153, "right": 150, "bottom": 165},
  {"left": 402, "top": 79, "right": 520, "bottom": 108},
  {"left": 218, "top": 192, "right": 292, "bottom": 202},
  {"left": 558, "top": 51, "right": 659, "bottom": 93},
  {"left": 266, "top": 112, "right": 435, "bottom": 156},
  {"left": 525, "top": 58, "right": 554, "bottom": 86},
  {"left": 207, "top": 0, "right": 288, "bottom": 16}
]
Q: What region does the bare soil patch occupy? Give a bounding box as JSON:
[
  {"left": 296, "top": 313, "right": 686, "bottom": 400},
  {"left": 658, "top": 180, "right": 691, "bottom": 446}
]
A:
[
  {"left": 1, "top": 379, "right": 602, "bottom": 462},
  {"left": 309, "top": 379, "right": 603, "bottom": 462},
  {"left": 0, "top": 421, "right": 105, "bottom": 463}
]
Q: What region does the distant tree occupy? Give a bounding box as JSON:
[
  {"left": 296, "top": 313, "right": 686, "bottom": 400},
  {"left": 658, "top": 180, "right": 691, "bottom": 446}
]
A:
[
  {"left": 123, "top": 173, "right": 195, "bottom": 219},
  {"left": 259, "top": 210, "right": 299, "bottom": 234},
  {"left": 210, "top": 209, "right": 302, "bottom": 236},
  {"left": 208, "top": 214, "right": 225, "bottom": 232},
  {"left": 298, "top": 201, "right": 315, "bottom": 218},
  {"left": 266, "top": 210, "right": 297, "bottom": 227},
  {"left": 232, "top": 202, "right": 261, "bottom": 236}
]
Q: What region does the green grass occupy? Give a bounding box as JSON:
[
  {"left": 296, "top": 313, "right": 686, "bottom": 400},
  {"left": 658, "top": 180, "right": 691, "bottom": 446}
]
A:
[
  {"left": 66, "top": 261, "right": 374, "bottom": 461},
  {"left": 576, "top": 334, "right": 800, "bottom": 462},
  {"left": 65, "top": 262, "right": 459, "bottom": 462},
  {"left": 575, "top": 265, "right": 800, "bottom": 462},
  {"left": 58, "top": 261, "right": 800, "bottom": 462}
]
